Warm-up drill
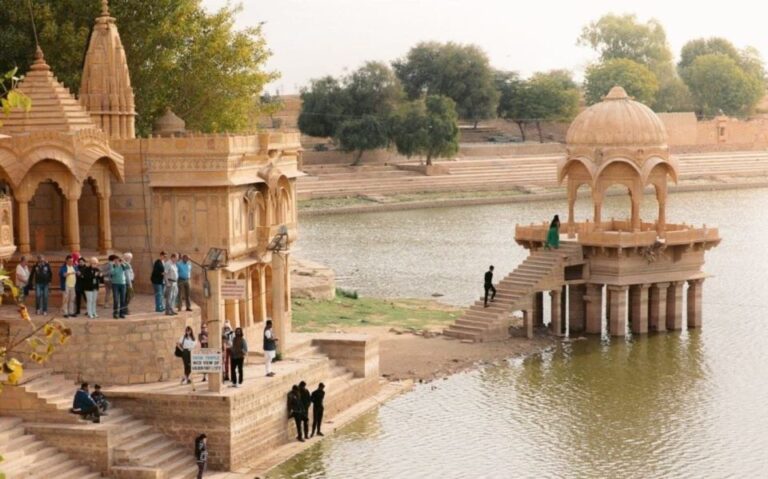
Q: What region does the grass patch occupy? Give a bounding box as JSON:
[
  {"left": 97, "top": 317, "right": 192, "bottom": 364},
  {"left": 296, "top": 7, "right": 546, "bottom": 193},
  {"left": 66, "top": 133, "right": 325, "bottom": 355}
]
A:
[{"left": 292, "top": 292, "right": 461, "bottom": 333}]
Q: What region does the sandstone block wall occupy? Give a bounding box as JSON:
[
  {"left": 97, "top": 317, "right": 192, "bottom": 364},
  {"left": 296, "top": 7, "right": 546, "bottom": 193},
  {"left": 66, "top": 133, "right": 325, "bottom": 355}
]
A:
[
  {"left": 312, "top": 334, "right": 380, "bottom": 378},
  {"left": 1, "top": 314, "right": 198, "bottom": 385}
]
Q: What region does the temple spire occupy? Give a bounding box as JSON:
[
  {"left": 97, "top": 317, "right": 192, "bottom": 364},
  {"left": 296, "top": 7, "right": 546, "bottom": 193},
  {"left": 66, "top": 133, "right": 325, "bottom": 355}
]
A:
[{"left": 100, "top": 0, "right": 110, "bottom": 17}]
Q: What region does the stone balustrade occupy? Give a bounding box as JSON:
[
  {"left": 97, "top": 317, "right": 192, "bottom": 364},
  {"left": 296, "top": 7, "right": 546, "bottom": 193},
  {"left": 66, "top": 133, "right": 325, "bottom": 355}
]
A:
[{"left": 515, "top": 220, "right": 720, "bottom": 248}]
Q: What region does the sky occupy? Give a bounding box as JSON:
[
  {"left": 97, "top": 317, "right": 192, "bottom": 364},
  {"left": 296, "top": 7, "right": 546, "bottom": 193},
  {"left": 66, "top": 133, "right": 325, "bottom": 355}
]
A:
[{"left": 201, "top": 0, "right": 768, "bottom": 94}]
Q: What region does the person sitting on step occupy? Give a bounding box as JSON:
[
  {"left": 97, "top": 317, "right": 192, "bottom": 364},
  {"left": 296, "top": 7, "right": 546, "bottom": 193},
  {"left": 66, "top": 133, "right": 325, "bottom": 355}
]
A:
[
  {"left": 71, "top": 382, "right": 100, "bottom": 423},
  {"left": 91, "top": 384, "right": 110, "bottom": 414}
]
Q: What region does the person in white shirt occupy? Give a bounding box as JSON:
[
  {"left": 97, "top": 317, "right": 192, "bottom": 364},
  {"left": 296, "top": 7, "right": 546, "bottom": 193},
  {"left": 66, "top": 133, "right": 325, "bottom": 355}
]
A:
[
  {"left": 15, "top": 256, "right": 30, "bottom": 302},
  {"left": 263, "top": 320, "right": 278, "bottom": 377},
  {"left": 164, "top": 254, "right": 179, "bottom": 316},
  {"left": 177, "top": 326, "right": 197, "bottom": 384}
]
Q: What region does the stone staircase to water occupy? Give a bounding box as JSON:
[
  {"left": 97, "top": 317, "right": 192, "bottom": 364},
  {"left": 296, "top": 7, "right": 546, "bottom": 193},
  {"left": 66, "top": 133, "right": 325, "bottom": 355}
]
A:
[
  {"left": 444, "top": 243, "right": 583, "bottom": 342},
  {"left": 0, "top": 416, "right": 103, "bottom": 479},
  {"left": 2, "top": 369, "right": 199, "bottom": 478}
]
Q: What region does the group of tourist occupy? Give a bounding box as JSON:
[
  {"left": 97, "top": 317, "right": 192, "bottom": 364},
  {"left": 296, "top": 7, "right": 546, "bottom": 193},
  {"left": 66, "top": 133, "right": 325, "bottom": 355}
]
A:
[
  {"left": 70, "top": 382, "right": 110, "bottom": 423},
  {"left": 15, "top": 252, "right": 135, "bottom": 319},
  {"left": 152, "top": 251, "right": 193, "bottom": 316},
  {"left": 287, "top": 381, "right": 326, "bottom": 442},
  {"left": 177, "top": 319, "right": 279, "bottom": 386}
]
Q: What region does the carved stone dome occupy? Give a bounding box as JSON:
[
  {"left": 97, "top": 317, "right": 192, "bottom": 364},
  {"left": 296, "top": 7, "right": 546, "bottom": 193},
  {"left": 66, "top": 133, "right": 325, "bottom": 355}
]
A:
[
  {"left": 566, "top": 86, "right": 668, "bottom": 148},
  {"left": 153, "top": 107, "right": 186, "bottom": 137}
]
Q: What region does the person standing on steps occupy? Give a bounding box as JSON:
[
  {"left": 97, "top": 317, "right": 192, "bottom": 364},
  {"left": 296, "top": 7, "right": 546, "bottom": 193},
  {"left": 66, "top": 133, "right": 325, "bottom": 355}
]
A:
[
  {"left": 82, "top": 257, "right": 102, "bottom": 319},
  {"left": 109, "top": 255, "right": 128, "bottom": 319},
  {"left": 484, "top": 265, "right": 496, "bottom": 308},
  {"left": 199, "top": 323, "right": 209, "bottom": 383},
  {"left": 31, "top": 255, "right": 52, "bottom": 315},
  {"left": 544, "top": 214, "right": 561, "bottom": 250},
  {"left": 310, "top": 382, "right": 326, "bottom": 437},
  {"left": 229, "top": 327, "right": 248, "bottom": 388},
  {"left": 74, "top": 257, "right": 87, "bottom": 316},
  {"left": 264, "top": 319, "right": 278, "bottom": 377},
  {"left": 151, "top": 251, "right": 166, "bottom": 313},
  {"left": 15, "top": 256, "right": 30, "bottom": 304},
  {"left": 222, "top": 320, "right": 234, "bottom": 382},
  {"left": 164, "top": 253, "right": 179, "bottom": 315},
  {"left": 298, "top": 381, "right": 311, "bottom": 439},
  {"left": 122, "top": 252, "right": 135, "bottom": 315},
  {"left": 60, "top": 255, "right": 78, "bottom": 318},
  {"left": 287, "top": 385, "right": 306, "bottom": 442},
  {"left": 177, "top": 254, "right": 193, "bottom": 311},
  {"left": 178, "top": 326, "right": 197, "bottom": 384},
  {"left": 194, "top": 433, "right": 208, "bottom": 479}
]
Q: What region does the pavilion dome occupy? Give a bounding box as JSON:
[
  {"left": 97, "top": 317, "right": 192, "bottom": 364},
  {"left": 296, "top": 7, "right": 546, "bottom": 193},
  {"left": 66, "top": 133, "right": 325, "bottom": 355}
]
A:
[
  {"left": 566, "top": 86, "right": 668, "bottom": 148},
  {"left": 153, "top": 108, "right": 186, "bottom": 137}
]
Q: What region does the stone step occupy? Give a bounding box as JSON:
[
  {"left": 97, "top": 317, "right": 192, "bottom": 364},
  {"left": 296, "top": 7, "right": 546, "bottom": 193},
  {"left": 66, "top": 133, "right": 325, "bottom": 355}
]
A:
[{"left": 443, "top": 328, "right": 480, "bottom": 341}]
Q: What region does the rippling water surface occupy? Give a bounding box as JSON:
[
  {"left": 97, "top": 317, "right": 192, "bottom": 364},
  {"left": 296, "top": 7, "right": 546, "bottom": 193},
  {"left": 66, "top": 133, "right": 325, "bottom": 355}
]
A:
[{"left": 271, "top": 188, "right": 766, "bottom": 478}]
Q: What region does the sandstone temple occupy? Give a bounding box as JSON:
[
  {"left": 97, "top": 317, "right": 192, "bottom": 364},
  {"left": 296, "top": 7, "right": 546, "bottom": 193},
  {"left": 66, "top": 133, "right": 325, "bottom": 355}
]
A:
[
  {"left": 445, "top": 86, "right": 721, "bottom": 341},
  {"left": 0, "top": 2, "right": 380, "bottom": 477}
]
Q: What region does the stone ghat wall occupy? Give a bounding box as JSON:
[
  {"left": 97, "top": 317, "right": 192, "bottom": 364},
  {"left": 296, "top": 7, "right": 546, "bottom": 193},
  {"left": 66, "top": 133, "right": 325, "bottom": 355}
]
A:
[{"left": 1, "top": 314, "right": 198, "bottom": 385}]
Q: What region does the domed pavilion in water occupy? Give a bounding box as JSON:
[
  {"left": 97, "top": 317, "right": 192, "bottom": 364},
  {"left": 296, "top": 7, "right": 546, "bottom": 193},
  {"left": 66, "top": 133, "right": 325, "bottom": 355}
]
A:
[{"left": 445, "top": 86, "right": 721, "bottom": 340}]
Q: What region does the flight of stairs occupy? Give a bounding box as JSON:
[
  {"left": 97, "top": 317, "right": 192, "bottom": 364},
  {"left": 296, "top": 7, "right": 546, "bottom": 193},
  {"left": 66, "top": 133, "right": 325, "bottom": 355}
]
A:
[
  {"left": 5, "top": 370, "right": 198, "bottom": 479},
  {"left": 0, "top": 416, "right": 102, "bottom": 479},
  {"left": 444, "top": 243, "right": 582, "bottom": 342},
  {"left": 297, "top": 150, "right": 768, "bottom": 201}
]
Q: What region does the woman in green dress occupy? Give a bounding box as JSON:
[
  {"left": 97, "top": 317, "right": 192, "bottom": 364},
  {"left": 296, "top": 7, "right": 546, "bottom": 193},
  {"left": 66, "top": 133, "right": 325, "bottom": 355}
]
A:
[{"left": 544, "top": 214, "right": 560, "bottom": 249}]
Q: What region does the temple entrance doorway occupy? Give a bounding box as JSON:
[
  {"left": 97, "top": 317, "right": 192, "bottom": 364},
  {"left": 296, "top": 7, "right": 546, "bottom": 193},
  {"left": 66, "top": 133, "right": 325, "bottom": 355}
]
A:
[
  {"left": 79, "top": 179, "right": 99, "bottom": 251},
  {"left": 29, "top": 180, "right": 65, "bottom": 252}
]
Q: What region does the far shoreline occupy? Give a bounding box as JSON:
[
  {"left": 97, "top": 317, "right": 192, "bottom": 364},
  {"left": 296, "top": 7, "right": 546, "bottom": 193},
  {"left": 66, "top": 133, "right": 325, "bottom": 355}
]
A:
[{"left": 298, "top": 178, "right": 768, "bottom": 216}]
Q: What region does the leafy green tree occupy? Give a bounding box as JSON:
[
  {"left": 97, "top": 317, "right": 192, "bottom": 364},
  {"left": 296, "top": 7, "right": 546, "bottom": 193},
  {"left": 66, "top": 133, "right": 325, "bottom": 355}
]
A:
[
  {"left": 0, "top": 0, "right": 276, "bottom": 134},
  {"left": 345, "top": 61, "right": 403, "bottom": 118},
  {"left": 653, "top": 76, "right": 694, "bottom": 112},
  {"left": 299, "top": 62, "right": 404, "bottom": 165},
  {"left": 683, "top": 54, "right": 764, "bottom": 116},
  {"left": 578, "top": 13, "right": 673, "bottom": 73},
  {"left": 337, "top": 115, "right": 389, "bottom": 166},
  {"left": 678, "top": 38, "right": 742, "bottom": 72},
  {"left": 297, "top": 76, "right": 346, "bottom": 138},
  {"left": 584, "top": 58, "right": 659, "bottom": 106},
  {"left": 393, "top": 42, "right": 499, "bottom": 127},
  {"left": 390, "top": 95, "right": 459, "bottom": 166},
  {"left": 495, "top": 71, "right": 530, "bottom": 141},
  {"left": 524, "top": 71, "right": 580, "bottom": 142}
]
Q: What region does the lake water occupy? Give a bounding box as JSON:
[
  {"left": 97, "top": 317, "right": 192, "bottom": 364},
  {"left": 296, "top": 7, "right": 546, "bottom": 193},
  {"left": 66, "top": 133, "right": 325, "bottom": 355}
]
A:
[{"left": 270, "top": 188, "right": 766, "bottom": 478}]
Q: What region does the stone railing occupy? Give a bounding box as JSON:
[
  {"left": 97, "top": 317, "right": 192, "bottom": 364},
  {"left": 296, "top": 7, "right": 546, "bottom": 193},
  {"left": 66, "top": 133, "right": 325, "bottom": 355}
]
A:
[{"left": 515, "top": 220, "right": 720, "bottom": 248}]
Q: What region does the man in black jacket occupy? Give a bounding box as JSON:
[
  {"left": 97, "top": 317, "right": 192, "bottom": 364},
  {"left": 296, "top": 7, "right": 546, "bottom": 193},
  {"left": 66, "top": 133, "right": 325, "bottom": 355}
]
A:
[
  {"left": 151, "top": 251, "right": 166, "bottom": 312},
  {"left": 484, "top": 265, "right": 496, "bottom": 308},
  {"left": 31, "top": 255, "right": 52, "bottom": 315},
  {"left": 287, "top": 385, "right": 306, "bottom": 442},
  {"left": 298, "top": 381, "right": 311, "bottom": 439},
  {"left": 310, "top": 382, "right": 326, "bottom": 437}
]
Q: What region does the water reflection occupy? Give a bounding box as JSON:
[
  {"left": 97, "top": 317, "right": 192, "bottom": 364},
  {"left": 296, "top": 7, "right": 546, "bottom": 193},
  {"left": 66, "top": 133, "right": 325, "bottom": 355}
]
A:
[{"left": 270, "top": 188, "right": 768, "bottom": 478}]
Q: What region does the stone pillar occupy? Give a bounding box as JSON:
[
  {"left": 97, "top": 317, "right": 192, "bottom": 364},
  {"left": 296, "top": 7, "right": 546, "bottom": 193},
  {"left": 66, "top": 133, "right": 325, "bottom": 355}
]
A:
[
  {"left": 568, "top": 284, "right": 586, "bottom": 333},
  {"left": 629, "top": 284, "right": 650, "bottom": 335},
  {"left": 533, "top": 292, "right": 544, "bottom": 328},
  {"left": 561, "top": 284, "right": 567, "bottom": 335},
  {"left": 66, "top": 197, "right": 80, "bottom": 253},
  {"left": 605, "top": 288, "right": 612, "bottom": 324},
  {"left": 666, "top": 281, "right": 684, "bottom": 331},
  {"left": 206, "top": 268, "right": 222, "bottom": 393},
  {"left": 608, "top": 285, "right": 628, "bottom": 337},
  {"left": 649, "top": 282, "right": 669, "bottom": 332},
  {"left": 98, "top": 194, "right": 112, "bottom": 254},
  {"left": 245, "top": 272, "right": 254, "bottom": 327},
  {"left": 17, "top": 200, "right": 30, "bottom": 255},
  {"left": 567, "top": 184, "right": 576, "bottom": 239},
  {"left": 523, "top": 309, "right": 533, "bottom": 339},
  {"left": 549, "top": 289, "right": 562, "bottom": 337},
  {"left": 272, "top": 253, "right": 288, "bottom": 353},
  {"left": 585, "top": 284, "right": 603, "bottom": 334},
  {"left": 258, "top": 267, "right": 267, "bottom": 323},
  {"left": 687, "top": 279, "right": 704, "bottom": 329}
]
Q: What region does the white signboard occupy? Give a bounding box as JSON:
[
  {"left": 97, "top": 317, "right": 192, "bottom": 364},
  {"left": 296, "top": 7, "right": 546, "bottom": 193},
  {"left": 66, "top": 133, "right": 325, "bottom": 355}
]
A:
[
  {"left": 191, "top": 348, "right": 222, "bottom": 373},
  {"left": 221, "top": 279, "right": 246, "bottom": 299}
]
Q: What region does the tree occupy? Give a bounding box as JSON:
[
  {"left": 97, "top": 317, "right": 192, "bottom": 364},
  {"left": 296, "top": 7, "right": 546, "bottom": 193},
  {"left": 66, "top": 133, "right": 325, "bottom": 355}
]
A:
[
  {"left": 393, "top": 42, "right": 499, "bottom": 127},
  {"left": 298, "top": 62, "right": 403, "bottom": 165},
  {"left": 337, "top": 115, "right": 389, "bottom": 166},
  {"left": 584, "top": 58, "right": 659, "bottom": 106},
  {"left": 579, "top": 13, "right": 673, "bottom": 73},
  {"left": 297, "top": 77, "right": 346, "bottom": 138},
  {"left": 678, "top": 38, "right": 742, "bottom": 72},
  {"left": 0, "top": 0, "right": 276, "bottom": 134},
  {"left": 390, "top": 95, "right": 459, "bottom": 166},
  {"left": 524, "top": 71, "right": 580, "bottom": 142},
  {"left": 495, "top": 71, "right": 530, "bottom": 141},
  {"left": 683, "top": 54, "right": 764, "bottom": 116},
  {"left": 345, "top": 61, "right": 403, "bottom": 118}
]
